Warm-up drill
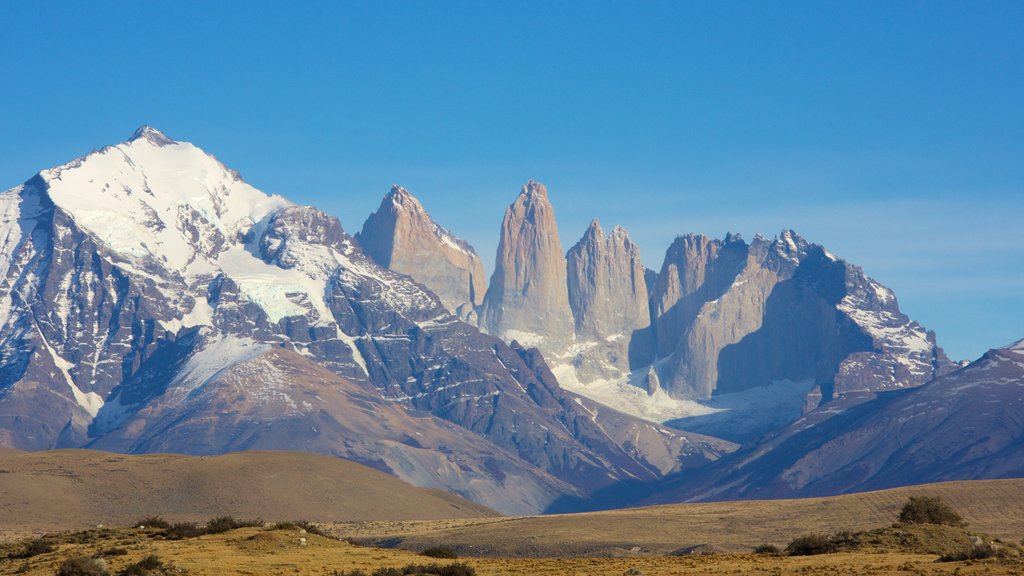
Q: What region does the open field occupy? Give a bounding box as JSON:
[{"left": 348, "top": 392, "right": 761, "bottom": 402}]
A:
[
  {"left": 0, "top": 449, "right": 494, "bottom": 540},
  {"left": 0, "top": 525, "right": 1021, "bottom": 576},
  {"left": 335, "top": 479, "right": 1024, "bottom": 556}
]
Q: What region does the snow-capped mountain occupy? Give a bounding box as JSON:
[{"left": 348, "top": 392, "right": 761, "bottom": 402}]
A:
[{"left": 0, "top": 127, "right": 733, "bottom": 514}]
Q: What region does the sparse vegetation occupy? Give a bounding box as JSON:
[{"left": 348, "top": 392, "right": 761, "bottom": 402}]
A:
[
  {"left": 158, "top": 516, "right": 263, "bottom": 539},
  {"left": 272, "top": 520, "right": 331, "bottom": 538},
  {"left": 785, "top": 533, "right": 838, "bottom": 556},
  {"left": 898, "top": 496, "right": 966, "bottom": 527},
  {"left": 115, "top": 554, "right": 167, "bottom": 575},
  {"left": 420, "top": 546, "right": 459, "bottom": 559},
  {"left": 333, "top": 564, "right": 476, "bottom": 576},
  {"left": 7, "top": 536, "right": 54, "bottom": 558},
  {"left": 937, "top": 544, "right": 1005, "bottom": 562},
  {"left": 752, "top": 543, "right": 781, "bottom": 555},
  {"left": 135, "top": 516, "right": 171, "bottom": 529},
  {"left": 56, "top": 556, "right": 110, "bottom": 576}
]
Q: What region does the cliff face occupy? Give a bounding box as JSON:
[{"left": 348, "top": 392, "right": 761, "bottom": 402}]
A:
[
  {"left": 478, "top": 180, "right": 575, "bottom": 348},
  {"left": 357, "top": 186, "right": 486, "bottom": 319},
  {"left": 566, "top": 220, "right": 652, "bottom": 381}
]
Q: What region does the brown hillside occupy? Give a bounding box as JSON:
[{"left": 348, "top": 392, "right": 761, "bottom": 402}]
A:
[
  {"left": 348, "top": 478, "right": 1024, "bottom": 557},
  {"left": 0, "top": 449, "right": 495, "bottom": 539}
]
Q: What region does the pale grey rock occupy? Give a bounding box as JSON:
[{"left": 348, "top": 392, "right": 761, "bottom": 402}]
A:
[
  {"left": 479, "top": 180, "right": 575, "bottom": 348},
  {"left": 565, "top": 220, "right": 652, "bottom": 381},
  {"left": 357, "top": 186, "right": 486, "bottom": 318}
]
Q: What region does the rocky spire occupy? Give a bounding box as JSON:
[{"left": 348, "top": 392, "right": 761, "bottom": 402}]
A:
[
  {"left": 356, "top": 185, "right": 486, "bottom": 317},
  {"left": 479, "top": 180, "right": 575, "bottom": 347},
  {"left": 566, "top": 220, "right": 651, "bottom": 342}
]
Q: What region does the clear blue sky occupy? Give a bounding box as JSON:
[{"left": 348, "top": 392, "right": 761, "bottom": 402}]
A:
[{"left": 1, "top": 1, "right": 1021, "bottom": 360}]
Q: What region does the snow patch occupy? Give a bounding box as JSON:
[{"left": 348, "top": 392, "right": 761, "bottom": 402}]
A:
[{"left": 553, "top": 362, "right": 719, "bottom": 423}]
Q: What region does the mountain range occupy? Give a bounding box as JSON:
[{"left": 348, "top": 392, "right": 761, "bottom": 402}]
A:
[{"left": 0, "top": 127, "right": 1018, "bottom": 513}]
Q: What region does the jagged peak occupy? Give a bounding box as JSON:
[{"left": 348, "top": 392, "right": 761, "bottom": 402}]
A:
[
  {"left": 386, "top": 184, "right": 423, "bottom": 211},
  {"left": 520, "top": 179, "right": 548, "bottom": 199},
  {"left": 129, "top": 125, "right": 176, "bottom": 147}
]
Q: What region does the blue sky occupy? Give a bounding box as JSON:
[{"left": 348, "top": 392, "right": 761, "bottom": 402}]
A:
[{"left": 1, "top": 1, "right": 1021, "bottom": 360}]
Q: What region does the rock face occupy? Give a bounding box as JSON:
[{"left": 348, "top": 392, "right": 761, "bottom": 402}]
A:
[
  {"left": 565, "top": 220, "right": 652, "bottom": 381},
  {"left": 648, "top": 338, "right": 1024, "bottom": 503},
  {"left": 0, "top": 128, "right": 734, "bottom": 514},
  {"left": 647, "top": 230, "right": 956, "bottom": 404},
  {"left": 478, "top": 180, "right": 575, "bottom": 348},
  {"left": 357, "top": 186, "right": 486, "bottom": 319}
]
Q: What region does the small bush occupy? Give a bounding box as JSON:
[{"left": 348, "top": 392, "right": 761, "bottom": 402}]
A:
[
  {"left": 8, "top": 537, "right": 53, "bottom": 559},
  {"left": 204, "top": 516, "right": 262, "bottom": 534},
  {"left": 753, "top": 543, "right": 781, "bottom": 555},
  {"left": 898, "top": 496, "right": 965, "bottom": 527},
  {"left": 135, "top": 516, "right": 170, "bottom": 529},
  {"left": 97, "top": 548, "right": 129, "bottom": 557},
  {"left": 420, "top": 546, "right": 459, "bottom": 559},
  {"left": 335, "top": 563, "right": 476, "bottom": 576},
  {"left": 56, "top": 556, "right": 110, "bottom": 576},
  {"left": 785, "top": 533, "right": 837, "bottom": 556},
  {"left": 161, "top": 522, "right": 204, "bottom": 540},
  {"left": 937, "top": 545, "right": 1006, "bottom": 562},
  {"left": 272, "top": 520, "right": 330, "bottom": 538},
  {"left": 115, "top": 554, "right": 164, "bottom": 576}
]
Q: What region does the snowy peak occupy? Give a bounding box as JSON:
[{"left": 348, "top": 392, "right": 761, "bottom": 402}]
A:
[
  {"left": 129, "top": 125, "right": 176, "bottom": 147},
  {"left": 37, "top": 128, "right": 288, "bottom": 272}
]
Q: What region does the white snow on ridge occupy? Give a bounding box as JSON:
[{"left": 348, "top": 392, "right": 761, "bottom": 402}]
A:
[
  {"left": 0, "top": 186, "right": 23, "bottom": 328},
  {"left": 170, "top": 334, "right": 270, "bottom": 401},
  {"left": 42, "top": 130, "right": 289, "bottom": 273},
  {"left": 553, "top": 363, "right": 719, "bottom": 423}
]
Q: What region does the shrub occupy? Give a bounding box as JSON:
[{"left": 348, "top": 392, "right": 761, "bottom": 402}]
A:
[
  {"left": 161, "top": 522, "right": 204, "bottom": 540},
  {"left": 785, "top": 533, "right": 837, "bottom": 556},
  {"left": 937, "top": 545, "right": 1005, "bottom": 562},
  {"left": 56, "top": 556, "right": 110, "bottom": 576},
  {"left": 115, "top": 554, "right": 163, "bottom": 576},
  {"left": 335, "top": 563, "right": 476, "bottom": 576},
  {"left": 135, "top": 516, "right": 170, "bottom": 529},
  {"left": 272, "top": 520, "right": 330, "bottom": 538},
  {"left": 97, "top": 548, "right": 129, "bottom": 557},
  {"left": 204, "top": 516, "right": 262, "bottom": 534},
  {"left": 898, "top": 496, "right": 965, "bottom": 527},
  {"left": 421, "top": 546, "right": 459, "bottom": 559},
  {"left": 752, "top": 543, "right": 781, "bottom": 555},
  {"left": 8, "top": 537, "right": 54, "bottom": 559}
]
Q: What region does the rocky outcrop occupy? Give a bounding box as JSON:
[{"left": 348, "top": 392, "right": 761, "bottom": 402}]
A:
[
  {"left": 357, "top": 186, "right": 486, "bottom": 319},
  {"left": 565, "top": 220, "right": 651, "bottom": 381},
  {"left": 645, "top": 230, "right": 956, "bottom": 405},
  {"left": 567, "top": 220, "right": 650, "bottom": 342},
  {"left": 478, "top": 180, "right": 575, "bottom": 348}
]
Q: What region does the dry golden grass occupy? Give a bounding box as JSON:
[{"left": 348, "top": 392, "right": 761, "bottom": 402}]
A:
[
  {"left": 335, "top": 479, "right": 1024, "bottom": 557},
  {"left": 1, "top": 525, "right": 1021, "bottom": 576},
  {"left": 0, "top": 449, "right": 494, "bottom": 541}
]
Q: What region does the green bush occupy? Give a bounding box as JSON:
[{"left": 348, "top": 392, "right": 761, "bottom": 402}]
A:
[
  {"left": 420, "top": 546, "right": 459, "bottom": 559},
  {"left": 785, "top": 533, "right": 837, "bottom": 556},
  {"left": 898, "top": 496, "right": 965, "bottom": 527},
  {"left": 56, "top": 557, "right": 110, "bottom": 576}
]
